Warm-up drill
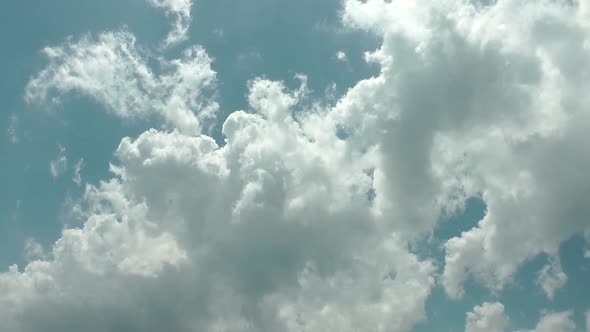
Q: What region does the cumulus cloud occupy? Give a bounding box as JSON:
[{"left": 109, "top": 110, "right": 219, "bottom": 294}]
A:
[
  {"left": 465, "top": 302, "right": 509, "bottom": 332},
  {"left": 329, "top": 0, "right": 590, "bottom": 298},
  {"left": 5, "top": 75, "right": 436, "bottom": 331},
  {"left": 467, "top": 303, "right": 577, "bottom": 332},
  {"left": 527, "top": 311, "right": 577, "bottom": 332},
  {"left": 146, "top": 0, "right": 193, "bottom": 47},
  {"left": 25, "top": 31, "right": 218, "bottom": 134},
  {"left": 336, "top": 50, "right": 348, "bottom": 62},
  {"left": 6, "top": 0, "right": 590, "bottom": 330}
]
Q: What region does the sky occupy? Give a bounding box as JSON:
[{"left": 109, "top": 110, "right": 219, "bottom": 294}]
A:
[{"left": 0, "top": 0, "right": 589, "bottom": 331}]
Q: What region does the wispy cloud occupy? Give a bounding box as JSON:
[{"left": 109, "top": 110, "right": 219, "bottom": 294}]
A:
[
  {"left": 25, "top": 31, "right": 218, "bottom": 134},
  {"left": 146, "top": 0, "right": 193, "bottom": 47},
  {"left": 73, "top": 158, "right": 84, "bottom": 186},
  {"left": 6, "top": 113, "right": 18, "bottom": 143},
  {"left": 49, "top": 145, "right": 67, "bottom": 179}
]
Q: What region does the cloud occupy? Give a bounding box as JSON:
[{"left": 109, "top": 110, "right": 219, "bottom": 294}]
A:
[
  {"left": 465, "top": 302, "right": 509, "bottom": 332},
  {"left": 436, "top": 0, "right": 590, "bottom": 299},
  {"left": 467, "top": 303, "right": 577, "bottom": 332},
  {"left": 146, "top": 0, "right": 193, "bottom": 47},
  {"left": 50, "top": 145, "right": 68, "bottom": 178},
  {"left": 336, "top": 51, "right": 347, "bottom": 62},
  {"left": 3, "top": 74, "right": 436, "bottom": 331},
  {"left": 326, "top": 0, "right": 590, "bottom": 298},
  {"left": 528, "top": 311, "right": 577, "bottom": 332},
  {"left": 7, "top": 0, "right": 590, "bottom": 330},
  {"left": 586, "top": 310, "right": 590, "bottom": 332},
  {"left": 73, "top": 158, "right": 84, "bottom": 186},
  {"left": 536, "top": 256, "right": 567, "bottom": 300},
  {"left": 212, "top": 28, "right": 224, "bottom": 39},
  {"left": 25, "top": 31, "right": 218, "bottom": 134},
  {"left": 23, "top": 239, "right": 47, "bottom": 262},
  {"left": 236, "top": 50, "right": 262, "bottom": 69},
  {"left": 6, "top": 113, "right": 18, "bottom": 143}
]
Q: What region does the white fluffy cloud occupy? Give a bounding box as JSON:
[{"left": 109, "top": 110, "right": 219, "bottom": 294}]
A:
[
  {"left": 6, "top": 0, "right": 590, "bottom": 331},
  {"left": 146, "top": 0, "right": 193, "bottom": 47},
  {"left": 467, "top": 303, "right": 577, "bottom": 332},
  {"left": 25, "top": 31, "right": 218, "bottom": 134},
  {"left": 335, "top": 0, "right": 590, "bottom": 298},
  {"left": 4, "top": 74, "right": 436, "bottom": 331},
  {"left": 527, "top": 311, "right": 577, "bottom": 332},
  {"left": 465, "top": 302, "right": 509, "bottom": 332}
]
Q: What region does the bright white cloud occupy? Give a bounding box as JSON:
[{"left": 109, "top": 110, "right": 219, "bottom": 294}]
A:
[
  {"left": 50, "top": 145, "right": 68, "bottom": 178},
  {"left": 4, "top": 74, "right": 436, "bottom": 331},
  {"left": 146, "top": 0, "right": 193, "bottom": 47},
  {"left": 325, "top": 0, "right": 590, "bottom": 298},
  {"left": 537, "top": 256, "right": 567, "bottom": 300},
  {"left": 465, "top": 302, "right": 509, "bottom": 332},
  {"left": 336, "top": 51, "right": 347, "bottom": 62},
  {"left": 25, "top": 31, "right": 218, "bottom": 134}
]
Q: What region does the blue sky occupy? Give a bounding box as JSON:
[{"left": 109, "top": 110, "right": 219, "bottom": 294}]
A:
[{"left": 1, "top": 1, "right": 590, "bottom": 331}]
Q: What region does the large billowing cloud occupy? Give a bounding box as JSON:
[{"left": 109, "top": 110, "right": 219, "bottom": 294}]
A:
[
  {"left": 4, "top": 0, "right": 590, "bottom": 331},
  {"left": 8, "top": 70, "right": 436, "bottom": 331},
  {"left": 339, "top": 0, "right": 590, "bottom": 298}
]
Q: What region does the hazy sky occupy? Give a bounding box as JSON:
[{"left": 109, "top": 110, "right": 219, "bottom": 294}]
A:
[{"left": 1, "top": 0, "right": 590, "bottom": 331}]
